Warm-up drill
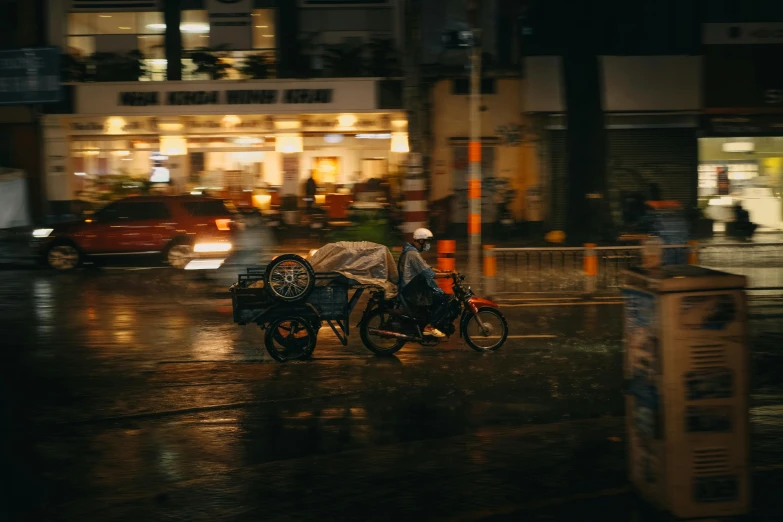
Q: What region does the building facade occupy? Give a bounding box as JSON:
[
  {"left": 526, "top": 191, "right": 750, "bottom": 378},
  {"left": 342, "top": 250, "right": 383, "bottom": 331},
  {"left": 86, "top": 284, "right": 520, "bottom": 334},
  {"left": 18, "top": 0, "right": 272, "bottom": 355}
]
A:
[
  {"left": 0, "top": 0, "right": 49, "bottom": 221},
  {"left": 524, "top": 55, "right": 702, "bottom": 229},
  {"left": 42, "top": 0, "right": 408, "bottom": 213},
  {"left": 429, "top": 76, "right": 539, "bottom": 230},
  {"left": 699, "top": 22, "right": 783, "bottom": 232}
]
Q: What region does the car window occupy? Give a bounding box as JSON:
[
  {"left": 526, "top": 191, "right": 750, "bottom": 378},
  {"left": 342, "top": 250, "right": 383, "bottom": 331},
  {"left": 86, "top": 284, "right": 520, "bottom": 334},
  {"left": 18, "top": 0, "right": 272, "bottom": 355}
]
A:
[
  {"left": 182, "top": 200, "right": 232, "bottom": 217},
  {"left": 96, "top": 201, "right": 170, "bottom": 222},
  {"left": 137, "top": 202, "right": 171, "bottom": 220}
]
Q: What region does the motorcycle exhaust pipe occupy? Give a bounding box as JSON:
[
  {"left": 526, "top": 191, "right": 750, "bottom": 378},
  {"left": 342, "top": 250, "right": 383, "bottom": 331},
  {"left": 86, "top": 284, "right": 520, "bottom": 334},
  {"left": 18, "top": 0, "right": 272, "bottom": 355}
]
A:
[{"left": 366, "top": 328, "right": 420, "bottom": 342}]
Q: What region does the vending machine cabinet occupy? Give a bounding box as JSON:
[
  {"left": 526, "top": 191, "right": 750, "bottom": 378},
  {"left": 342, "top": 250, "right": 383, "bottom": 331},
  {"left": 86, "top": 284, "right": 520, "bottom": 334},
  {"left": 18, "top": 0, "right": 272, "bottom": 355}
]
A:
[{"left": 623, "top": 265, "right": 749, "bottom": 519}]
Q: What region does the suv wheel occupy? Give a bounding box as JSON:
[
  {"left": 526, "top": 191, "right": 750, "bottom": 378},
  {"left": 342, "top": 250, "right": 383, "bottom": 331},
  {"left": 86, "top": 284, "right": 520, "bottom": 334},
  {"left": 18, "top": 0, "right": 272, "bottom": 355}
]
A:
[
  {"left": 166, "top": 242, "right": 193, "bottom": 269},
  {"left": 47, "top": 244, "right": 81, "bottom": 271}
]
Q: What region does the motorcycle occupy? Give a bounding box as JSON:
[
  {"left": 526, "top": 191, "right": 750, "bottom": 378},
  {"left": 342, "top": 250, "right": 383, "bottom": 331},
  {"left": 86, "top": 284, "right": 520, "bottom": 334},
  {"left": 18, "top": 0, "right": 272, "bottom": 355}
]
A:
[{"left": 359, "top": 273, "right": 508, "bottom": 355}]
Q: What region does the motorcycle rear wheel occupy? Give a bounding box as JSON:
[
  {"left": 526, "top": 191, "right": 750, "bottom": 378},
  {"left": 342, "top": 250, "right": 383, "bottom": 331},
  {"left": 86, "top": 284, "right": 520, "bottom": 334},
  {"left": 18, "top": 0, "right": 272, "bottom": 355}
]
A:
[{"left": 360, "top": 309, "right": 406, "bottom": 356}]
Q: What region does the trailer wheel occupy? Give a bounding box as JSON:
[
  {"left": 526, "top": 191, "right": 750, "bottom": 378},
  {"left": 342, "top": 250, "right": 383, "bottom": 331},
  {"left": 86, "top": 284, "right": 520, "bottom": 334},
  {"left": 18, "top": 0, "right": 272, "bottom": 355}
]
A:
[
  {"left": 263, "top": 254, "right": 315, "bottom": 302},
  {"left": 264, "top": 316, "right": 317, "bottom": 362}
]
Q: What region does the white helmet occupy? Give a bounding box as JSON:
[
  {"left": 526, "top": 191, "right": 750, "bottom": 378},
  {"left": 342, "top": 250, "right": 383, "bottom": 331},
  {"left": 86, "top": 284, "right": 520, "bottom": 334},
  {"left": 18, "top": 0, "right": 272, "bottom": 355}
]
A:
[{"left": 413, "top": 228, "right": 434, "bottom": 241}]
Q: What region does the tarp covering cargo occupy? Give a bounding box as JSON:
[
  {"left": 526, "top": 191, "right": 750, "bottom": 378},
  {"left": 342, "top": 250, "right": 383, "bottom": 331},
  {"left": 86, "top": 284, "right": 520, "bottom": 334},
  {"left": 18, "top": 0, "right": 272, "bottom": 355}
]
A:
[
  {"left": 309, "top": 241, "right": 398, "bottom": 297},
  {"left": 0, "top": 170, "right": 31, "bottom": 229}
]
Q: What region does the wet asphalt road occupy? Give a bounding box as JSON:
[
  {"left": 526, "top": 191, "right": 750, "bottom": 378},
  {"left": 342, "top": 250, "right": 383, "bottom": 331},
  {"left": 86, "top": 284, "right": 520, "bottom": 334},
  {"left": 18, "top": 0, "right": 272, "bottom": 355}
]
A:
[{"left": 1, "top": 266, "right": 783, "bottom": 521}]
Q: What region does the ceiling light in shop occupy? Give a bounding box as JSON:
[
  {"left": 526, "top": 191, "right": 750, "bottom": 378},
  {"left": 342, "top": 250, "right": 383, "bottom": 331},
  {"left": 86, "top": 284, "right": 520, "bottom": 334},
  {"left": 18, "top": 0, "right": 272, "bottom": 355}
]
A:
[
  {"left": 391, "top": 132, "right": 409, "bottom": 153},
  {"left": 111, "top": 150, "right": 130, "bottom": 156},
  {"left": 276, "top": 134, "right": 303, "bottom": 153},
  {"left": 234, "top": 136, "right": 263, "bottom": 146},
  {"left": 99, "top": 15, "right": 112, "bottom": 18},
  {"left": 356, "top": 133, "right": 391, "bottom": 139},
  {"left": 146, "top": 23, "right": 166, "bottom": 30},
  {"left": 180, "top": 23, "right": 209, "bottom": 33},
  {"left": 106, "top": 116, "right": 126, "bottom": 134},
  {"left": 324, "top": 134, "right": 344, "bottom": 144},
  {"left": 338, "top": 114, "right": 357, "bottom": 128},
  {"left": 75, "top": 172, "right": 87, "bottom": 176},
  {"left": 722, "top": 141, "right": 754, "bottom": 153},
  {"left": 158, "top": 122, "right": 183, "bottom": 132},
  {"left": 83, "top": 149, "right": 100, "bottom": 156},
  {"left": 150, "top": 154, "right": 168, "bottom": 161},
  {"left": 222, "top": 115, "right": 241, "bottom": 128},
  {"left": 118, "top": 26, "right": 131, "bottom": 30},
  {"left": 160, "top": 136, "right": 187, "bottom": 156}
]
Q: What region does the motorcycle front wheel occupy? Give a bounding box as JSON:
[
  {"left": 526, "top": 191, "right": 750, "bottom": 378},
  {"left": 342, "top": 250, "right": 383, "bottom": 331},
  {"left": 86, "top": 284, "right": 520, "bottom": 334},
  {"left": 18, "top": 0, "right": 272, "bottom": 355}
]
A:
[
  {"left": 360, "top": 309, "right": 406, "bottom": 356},
  {"left": 462, "top": 307, "right": 508, "bottom": 352}
]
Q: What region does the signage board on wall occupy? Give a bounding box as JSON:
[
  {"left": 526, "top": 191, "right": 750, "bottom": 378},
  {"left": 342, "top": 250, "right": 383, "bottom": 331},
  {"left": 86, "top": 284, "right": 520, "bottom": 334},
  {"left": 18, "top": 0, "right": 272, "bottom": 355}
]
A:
[
  {"left": 281, "top": 154, "right": 300, "bottom": 195},
  {"left": 703, "top": 25, "right": 783, "bottom": 110},
  {"left": 703, "top": 23, "right": 783, "bottom": 45},
  {"left": 74, "top": 81, "right": 380, "bottom": 115},
  {"left": 0, "top": 47, "right": 61, "bottom": 105},
  {"left": 702, "top": 115, "right": 783, "bottom": 137},
  {"left": 207, "top": 0, "right": 253, "bottom": 50}
]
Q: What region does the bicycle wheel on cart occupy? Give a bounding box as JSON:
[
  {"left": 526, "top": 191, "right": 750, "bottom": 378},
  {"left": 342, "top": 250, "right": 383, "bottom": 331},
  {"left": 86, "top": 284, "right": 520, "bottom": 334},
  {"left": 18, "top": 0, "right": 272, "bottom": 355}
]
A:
[
  {"left": 264, "top": 316, "right": 317, "bottom": 362},
  {"left": 264, "top": 254, "right": 315, "bottom": 302}
]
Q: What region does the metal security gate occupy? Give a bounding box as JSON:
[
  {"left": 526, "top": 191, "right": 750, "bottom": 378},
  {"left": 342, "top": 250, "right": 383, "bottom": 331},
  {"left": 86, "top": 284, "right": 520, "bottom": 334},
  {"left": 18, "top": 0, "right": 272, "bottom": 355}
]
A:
[{"left": 548, "top": 128, "right": 698, "bottom": 229}]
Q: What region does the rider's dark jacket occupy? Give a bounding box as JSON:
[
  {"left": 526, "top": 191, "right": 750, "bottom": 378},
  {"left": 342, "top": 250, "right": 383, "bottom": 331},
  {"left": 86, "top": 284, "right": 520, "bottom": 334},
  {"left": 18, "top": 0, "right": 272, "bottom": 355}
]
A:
[{"left": 398, "top": 242, "right": 443, "bottom": 307}]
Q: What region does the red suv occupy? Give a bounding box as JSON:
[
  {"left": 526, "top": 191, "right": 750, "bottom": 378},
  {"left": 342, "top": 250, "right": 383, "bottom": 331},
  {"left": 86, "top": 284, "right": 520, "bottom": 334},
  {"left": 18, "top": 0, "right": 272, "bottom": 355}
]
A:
[{"left": 32, "top": 195, "right": 236, "bottom": 270}]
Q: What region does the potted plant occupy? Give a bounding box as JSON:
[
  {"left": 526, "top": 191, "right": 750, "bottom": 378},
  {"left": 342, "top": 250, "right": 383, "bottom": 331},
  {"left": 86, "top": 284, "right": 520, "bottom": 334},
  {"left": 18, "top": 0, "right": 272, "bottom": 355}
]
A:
[
  {"left": 239, "top": 53, "right": 274, "bottom": 79},
  {"left": 190, "top": 48, "right": 233, "bottom": 80}
]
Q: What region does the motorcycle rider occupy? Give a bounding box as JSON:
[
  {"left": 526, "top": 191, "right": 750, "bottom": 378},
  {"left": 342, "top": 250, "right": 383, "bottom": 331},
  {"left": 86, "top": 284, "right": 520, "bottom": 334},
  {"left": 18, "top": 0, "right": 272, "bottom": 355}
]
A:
[{"left": 398, "top": 228, "right": 453, "bottom": 338}]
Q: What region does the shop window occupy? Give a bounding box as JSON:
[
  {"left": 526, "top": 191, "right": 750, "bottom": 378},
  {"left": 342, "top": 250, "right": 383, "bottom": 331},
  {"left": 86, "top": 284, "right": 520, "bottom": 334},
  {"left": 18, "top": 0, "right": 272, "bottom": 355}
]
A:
[
  {"left": 451, "top": 78, "right": 497, "bottom": 95},
  {"left": 67, "top": 10, "right": 207, "bottom": 58},
  {"left": 361, "top": 158, "right": 387, "bottom": 180},
  {"left": 252, "top": 9, "right": 276, "bottom": 49},
  {"left": 183, "top": 200, "right": 232, "bottom": 217}
]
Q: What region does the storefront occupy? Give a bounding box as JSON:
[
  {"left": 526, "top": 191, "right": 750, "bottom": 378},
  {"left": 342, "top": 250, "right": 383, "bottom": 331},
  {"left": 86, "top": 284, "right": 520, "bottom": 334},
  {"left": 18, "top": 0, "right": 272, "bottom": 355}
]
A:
[
  {"left": 429, "top": 77, "right": 539, "bottom": 230},
  {"left": 699, "top": 117, "right": 783, "bottom": 231},
  {"left": 700, "top": 23, "right": 783, "bottom": 232},
  {"left": 43, "top": 78, "right": 407, "bottom": 212},
  {"left": 524, "top": 55, "right": 701, "bottom": 230}
]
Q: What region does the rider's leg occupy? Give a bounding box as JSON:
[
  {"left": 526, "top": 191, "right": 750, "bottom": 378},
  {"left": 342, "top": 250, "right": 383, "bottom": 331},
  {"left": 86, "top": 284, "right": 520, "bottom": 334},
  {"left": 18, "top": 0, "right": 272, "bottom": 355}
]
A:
[{"left": 424, "top": 292, "right": 450, "bottom": 338}]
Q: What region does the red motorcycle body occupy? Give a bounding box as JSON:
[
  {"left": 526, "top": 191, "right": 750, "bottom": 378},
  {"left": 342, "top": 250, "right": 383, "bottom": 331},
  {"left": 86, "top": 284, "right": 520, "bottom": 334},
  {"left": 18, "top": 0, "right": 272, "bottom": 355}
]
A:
[{"left": 465, "top": 296, "right": 499, "bottom": 314}]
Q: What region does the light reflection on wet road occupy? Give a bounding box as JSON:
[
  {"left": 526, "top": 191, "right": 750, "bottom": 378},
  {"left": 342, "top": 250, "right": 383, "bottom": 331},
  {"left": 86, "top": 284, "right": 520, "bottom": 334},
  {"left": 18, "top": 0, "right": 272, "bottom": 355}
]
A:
[{"left": 1, "top": 268, "right": 782, "bottom": 521}]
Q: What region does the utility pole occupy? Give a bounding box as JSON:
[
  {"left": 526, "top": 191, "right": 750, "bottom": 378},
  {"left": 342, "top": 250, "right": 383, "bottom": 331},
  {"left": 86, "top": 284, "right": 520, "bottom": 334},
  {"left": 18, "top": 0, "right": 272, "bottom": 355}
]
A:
[
  {"left": 468, "top": 32, "right": 482, "bottom": 247},
  {"left": 467, "top": 1, "right": 482, "bottom": 247},
  {"left": 402, "top": 0, "right": 426, "bottom": 234}
]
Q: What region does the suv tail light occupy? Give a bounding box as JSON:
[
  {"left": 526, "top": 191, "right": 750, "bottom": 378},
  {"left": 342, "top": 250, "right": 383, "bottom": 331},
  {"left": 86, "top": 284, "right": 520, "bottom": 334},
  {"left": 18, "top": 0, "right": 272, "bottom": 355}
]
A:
[{"left": 215, "top": 219, "right": 231, "bottom": 231}]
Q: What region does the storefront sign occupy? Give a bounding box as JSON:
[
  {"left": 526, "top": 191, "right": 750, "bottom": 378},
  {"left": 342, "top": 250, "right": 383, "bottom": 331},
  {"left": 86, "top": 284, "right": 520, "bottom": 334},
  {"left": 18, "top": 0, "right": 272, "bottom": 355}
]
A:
[
  {"left": 703, "top": 115, "right": 783, "bottom": 137},
  {"left": 207, "top": 0, "right": 252, "bottom": 50},
  {"left": 118, "top": 89, "right": 334, "bottom": 107},
  {"left": 68, "top": 118, "right": 155, "bottom": 134},
  {"left": 704, "top": 23, "right": 783, "bottom": 45},
  {"left": 77, "top": 80, "right": 379, "bottom": 115}
]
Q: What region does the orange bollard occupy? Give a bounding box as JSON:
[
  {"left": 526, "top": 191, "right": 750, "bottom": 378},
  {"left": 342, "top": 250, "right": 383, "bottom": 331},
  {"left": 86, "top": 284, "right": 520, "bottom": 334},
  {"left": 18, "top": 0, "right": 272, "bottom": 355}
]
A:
[
  {"left": 584, "top": 243, "right": 598, "bottom": 295},
  {"left": 483, "top": 245, "right": 496, "bottom": 297},
  {"left": 437, "top": 240, "right": 456, "bottom": 293},
  {"left": 688, "top": 240, "right": 700, "bottom": 265}
]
